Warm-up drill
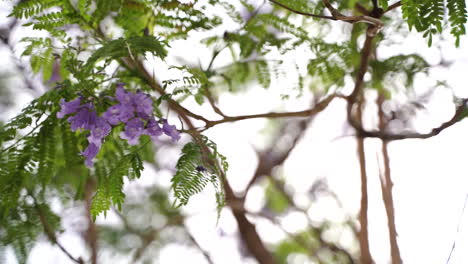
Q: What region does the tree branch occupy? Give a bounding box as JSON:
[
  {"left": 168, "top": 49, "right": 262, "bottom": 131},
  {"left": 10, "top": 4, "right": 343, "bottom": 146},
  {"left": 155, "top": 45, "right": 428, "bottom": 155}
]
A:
[
  {"left": 224, "top": 180, "right": 278, "bottom": 264},
  {"left": 269, "top": 0, "right": 384, "bottom": 30},
  {"left": 203, "top": 94, "right": 340, "bottom": 130},
  {"left": 353, "top": 98, "right": 468, "bottom": 141},
  {"left": 184, "top": 225, "right": 215, "bottom": 264},
  {"left": 84, "top": 178, "right": 98, "bottom": 264},
  {"left": 384, "top": 1, "right": 402, "bottom": 14},
  {"left": 355, "top": 98, "right": 373, "bottom": 264},
  {"left": 243, "top": 117, "right": 311, "bottom": 194},
  {"left": 345, "top": 23, "right": 377, "bottom": 264},
  {"left": 32, "top": 197, "right": 84, "bottom": 264},
  {"left": 377, "top": 95, "right": 402, "bottom": 264},
  {"left": 269, "top": 0, "right": 336, "bottom": 20}
]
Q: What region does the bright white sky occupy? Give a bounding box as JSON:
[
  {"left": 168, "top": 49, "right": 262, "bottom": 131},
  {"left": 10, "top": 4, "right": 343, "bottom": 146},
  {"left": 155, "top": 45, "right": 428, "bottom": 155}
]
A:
[{"left": 2, "top": 1, "right": 468, "bottom": 264}]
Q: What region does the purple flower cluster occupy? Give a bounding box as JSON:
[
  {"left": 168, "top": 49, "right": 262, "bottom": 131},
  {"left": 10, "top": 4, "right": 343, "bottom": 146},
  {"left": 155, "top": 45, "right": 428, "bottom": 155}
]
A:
[{"left": 57, "top": 83, "right": 180, "bottom": 167}]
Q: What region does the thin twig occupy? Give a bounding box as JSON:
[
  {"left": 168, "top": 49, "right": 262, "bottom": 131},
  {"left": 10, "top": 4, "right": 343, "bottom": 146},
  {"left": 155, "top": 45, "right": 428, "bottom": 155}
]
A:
[
  {"left": 203, "top": 94, "right": 341, "bottom": 130},
  {"left": 184, "top": 225, "right": 215, "bottom": 264},
  {"left": 269, "top": 0, "right": 336, "bottom": 20},
  {"left": 384, "top": 1, "right": 402, "bottom": 14},
  {"left": 446, "top": 194, "right": 468, "bottom": 264},
  {"left": 31, "top": 195, "right": 84, "bottom": 264},
  {"left": 354, "top": 98, "right": 468, "bottom": 141}
]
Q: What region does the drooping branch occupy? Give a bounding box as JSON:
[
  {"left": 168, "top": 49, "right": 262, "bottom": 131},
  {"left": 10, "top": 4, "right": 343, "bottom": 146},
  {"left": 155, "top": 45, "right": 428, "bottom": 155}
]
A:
[
  {"left": 377, "top": 95, "right": 402, "bottom": 264},
  {"left": 84, "top": 178, "right": 98, "bottom": 264},
  {"left": 352, "top": 98, "right": 468, "bottom": 141},
  {"left": 345, "top": 22, "right": 377, "bottom": 264},
  {"left": 32, "top": 196, "right": 84, "bottom": 264},
  {"left": 385, "top": 1, "right": 402, "bottom": 14},
  {"left": 355, "top": 98, "right": 373, "bottom": 264},
  {"left": 184, "top": 226, "right": 215, "bottom": 264},
  {"left": 269, "top": 0, "right": 336, "bottom": 20}
]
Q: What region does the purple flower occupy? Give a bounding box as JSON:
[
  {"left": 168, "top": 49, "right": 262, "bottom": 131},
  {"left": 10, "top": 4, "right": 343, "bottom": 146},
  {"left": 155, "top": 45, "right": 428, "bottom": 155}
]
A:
[
  {"left": 57, "top": 98, "right": 81, "bottom": 119},
  {"left": 88, "top": 117, "right": 111, "bottom": 145},
  {"left": 103, "top": 105, "right": 122, "bottom": 125},
  {"left": 116, "top": 86, "right": 133, "bottom": 105},
  {"left": 81, "top": 143, "right": 100, "bottom": 168},
  {"left": 117, "top": 104, "right": 135, "bottom": 123},
  {"left": 162, "top": 119, "right": 180, "bottom": 142},
  {"left": 116, "top": 82, "right": 125, "bottom": 90},
  {"left": 133, "top": 91, "right": 153, "bottom": 120},
  {"left": 67, "top": 104, "right": 98, "bottom": 131},
  {"left": 144, "top": 118, "right": 162, "bottom": 139},
  {"left": 120, "top": 118, "right": 144, "bottom": 145}
]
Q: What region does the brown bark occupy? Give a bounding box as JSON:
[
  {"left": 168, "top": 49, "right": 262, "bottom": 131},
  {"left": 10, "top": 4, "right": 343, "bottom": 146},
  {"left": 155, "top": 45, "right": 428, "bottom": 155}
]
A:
[
  {"left": 84, "top": 178, "right": 98, "bottom": 264},
  {"left": 224, "top": 182, "right": 277, "bottom": 264},
  {"left": 356, "top": 99, "right": 373, "bottom": 264},
  {"left": 377, "top": 96, "right": 402, "bottom": 264},
  {"left": 347, "top": 27, "right": 376, "bottom": 264}
]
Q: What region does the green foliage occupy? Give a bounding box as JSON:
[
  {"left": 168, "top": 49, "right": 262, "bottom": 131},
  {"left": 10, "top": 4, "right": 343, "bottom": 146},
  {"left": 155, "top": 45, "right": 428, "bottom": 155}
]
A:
[
  {"left": 162, "top": 66, "right": 211, "bottom": 104},
  {"left": 269, "top": 0, "right": 318, "bottom": 14},
  {"left": 370, "top": 54, "right": 429, "bottom": 91},
  {"left": 171, "top": 136, "right": 227, "bottom": 215},
  {"left": 0, "top": 201, "right": 60, "bottom": 264},
  {"left": 308, "top": 40, "right": 355, "bottom": 91},
  {"left": 0, "top": 90, "right": 65, "bottom": 262},
  {"left": 265, "top": 181, "right": 289, "bottom": 213},
  {"left": 379, "top": 0, "right": 389, "bottom": 9},
  {"left": 21, "top": 37, "right": 56, "bottom": 83},
  {"left": 274, "top": 239, "right": 310, "bottom": 263},
  {"left": 255, "top": 60, "right": 271, "bottom": 89},
  {"left": 90, "top": 138, "right": 145, "bottom": 219},
  {"left": 402, "top": 0, "right": 467, "bottom": 46},
  {"left": 9, "top": 0, "right": 61, "bottom": 19},
  {"left": 447, "top": 0, "right": 468, "bottom": 46},
  {"left": 84, "top": 36, "right": 168, "bottom": 72},
  {"left": 92, "top": 0, "right": 123, "bottom": 23}
]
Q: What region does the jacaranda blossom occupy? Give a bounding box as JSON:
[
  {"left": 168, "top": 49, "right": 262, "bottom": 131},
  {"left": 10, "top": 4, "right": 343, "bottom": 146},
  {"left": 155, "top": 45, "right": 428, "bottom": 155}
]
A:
[
  {"left": 57, "top": 98, "right": 82, "bottom": 119},
  {"left": 57, "top": 82, "right": 181, "bottom": 167},
  {"left": 116, "top": 86, "right": 133, "bottom": 105},
  {"left": 133, "top": 91, "right": 154, "bottom": 120},
  {"left": 120, "top": 118, "right": 145, "bottom": 145},
  {"left": 144, "top": 118, "right": 163, "bottom": 140},
  {"left": 81, "top": 143, "right": 100, "bottom": 168},
  {"left": 67, "top": 104, "right": 98, "bottom": 131},
  {"left": 88, "top": 117, "right": 111, "bottom": 145},
  {"left": 162, "top": 119, "right": 181, "bottom": 142}
]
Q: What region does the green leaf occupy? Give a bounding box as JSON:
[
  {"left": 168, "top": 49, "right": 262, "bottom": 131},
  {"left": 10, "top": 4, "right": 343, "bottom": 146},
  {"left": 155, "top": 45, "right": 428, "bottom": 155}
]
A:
[
  {"left": 171, "top": 136, "right": 227, "bottom": 216},
  {"left": 85, "top": 36, "right": 168, "bottom": 72}
]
